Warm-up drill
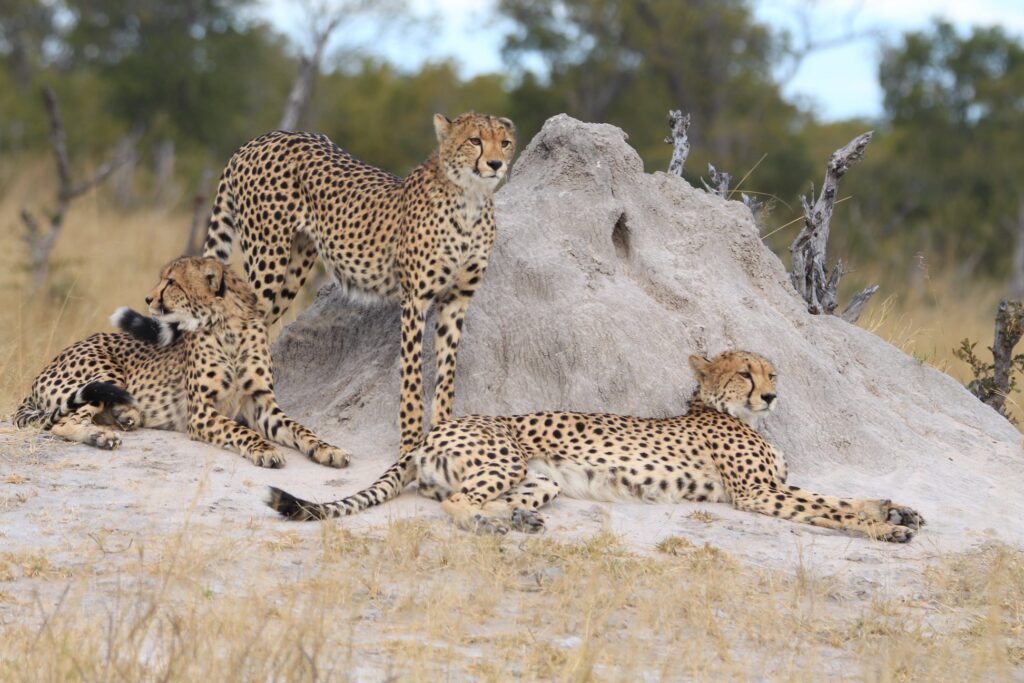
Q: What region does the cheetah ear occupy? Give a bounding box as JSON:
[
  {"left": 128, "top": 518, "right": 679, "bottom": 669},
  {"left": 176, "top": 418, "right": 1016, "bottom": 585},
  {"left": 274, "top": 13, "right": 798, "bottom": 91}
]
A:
[
  {"left": 433, "top": 113, "right": 452, "bottom": 143},
  {"left": 203, "top": 261, "right": 226, "bottom": 297},
  {"left": 497, "top": 117, "right": 515, "bottom": 134},
  {"left": 689, "top": 355, "right": 711, "bottom": 378}
]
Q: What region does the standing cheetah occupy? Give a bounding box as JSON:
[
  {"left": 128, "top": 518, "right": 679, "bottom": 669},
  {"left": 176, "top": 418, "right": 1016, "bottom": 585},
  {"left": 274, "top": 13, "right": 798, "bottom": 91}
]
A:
[
  {"left": 267, "top": 351, "right": 925, "bottom": 542},
  {"left": 202, "top": 113, "right": 516, "bottom": 454},
  {"left": 15, "top": 256, "right": 349, "bottom": 469}
]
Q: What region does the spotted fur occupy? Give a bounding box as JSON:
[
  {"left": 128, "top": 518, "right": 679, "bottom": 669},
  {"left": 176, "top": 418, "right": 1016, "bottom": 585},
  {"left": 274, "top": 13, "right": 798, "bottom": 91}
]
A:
[
  {"left": 267, "top": 351, "right": 925, "bottom": 542},
  {"left": 201, "top": 113, "right": 516, "bottom": 455},
  {"left": 15, "top": 256, "right": 349, "bottom": 468}
]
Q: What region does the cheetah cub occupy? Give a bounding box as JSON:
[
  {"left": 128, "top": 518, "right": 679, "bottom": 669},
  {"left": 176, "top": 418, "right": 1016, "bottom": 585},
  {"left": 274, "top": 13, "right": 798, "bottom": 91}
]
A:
[
  {"left": 15, "top": 256, "right": 348, "bottom": 469},
  {"left": 267, "top": 350, "right": 925, "bottom": 542}
]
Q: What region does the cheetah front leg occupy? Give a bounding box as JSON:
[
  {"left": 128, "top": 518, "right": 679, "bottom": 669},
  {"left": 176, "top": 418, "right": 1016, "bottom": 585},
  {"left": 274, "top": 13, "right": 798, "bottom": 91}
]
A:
[
  {"left": 781, "top": 485, "right": 926, "bottom": 529},
  {"left": 732, "top": 486, "right": 918, "bottom": 543},
  {"left": 235, "top": 329, "right": 350, "bottom": 467},
  {"left": 399, "top": 297, "right": 431, "bottom": 455},
  {"left": 50, "top": 403, "right": 122, "bottom": 450},
  {"left": 238, "top": 393, "right": 349, "bottom": 468},
  {"left": 187, "top": 402, "right": 284, "bottom": 468},
  {"left": 430, "top": 290, "right": 472, "bottom": 428}
]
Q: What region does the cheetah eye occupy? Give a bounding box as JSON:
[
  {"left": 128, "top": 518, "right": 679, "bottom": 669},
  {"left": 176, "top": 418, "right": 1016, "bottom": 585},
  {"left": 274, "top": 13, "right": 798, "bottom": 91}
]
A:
[
  {"left": 501, "top": 139, "right": 511, "bottom": 149},
  {"left": 166, "top": 279, "right": 176, "bottom": 287},
  {"left": 738, "top": 371, "right": 752, "bottom": 379},
  {"left": 468, "top": 137, "right": 482, "bottom": 146},
  {"left": 769, "top": 374, "right": 777, "bottom": 381}
]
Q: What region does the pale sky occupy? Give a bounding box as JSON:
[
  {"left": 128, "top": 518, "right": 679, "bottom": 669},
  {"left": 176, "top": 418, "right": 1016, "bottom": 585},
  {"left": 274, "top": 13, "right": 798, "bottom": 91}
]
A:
[{"left": 260, "top": 0, "right": 1024, "bottom": 122}]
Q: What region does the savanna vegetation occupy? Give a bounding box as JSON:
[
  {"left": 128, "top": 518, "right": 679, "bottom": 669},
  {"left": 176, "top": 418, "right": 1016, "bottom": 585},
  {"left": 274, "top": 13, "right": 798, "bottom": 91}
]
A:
[{"left": 1, "top": 1, "right": 1023, "bottom": 678}]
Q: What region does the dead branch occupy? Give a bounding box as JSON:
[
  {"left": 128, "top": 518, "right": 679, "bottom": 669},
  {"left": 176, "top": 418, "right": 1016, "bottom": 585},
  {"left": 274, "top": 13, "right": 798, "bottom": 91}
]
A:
[
  {"left": 665, "top": 110, "right": 691, "bottom": 177},
  {"left": 789, "top": 131, "right": 876, "bottom": 318},
  {"left": 1009, "top": 199, "right": 1024, "bottom": 300},
  {"left": 20, "top": 86, "right": 136, "bottom": 295},
  {"left": 701, "top": 163, "right": 731, "bottom": 198},
  {"left": 840, "top": 285, "right": 879, "bottom": 324},
  {"left": 279, "top": 15, "right": 341, "bottom": 131},
  {"left": 989, "top": 300, "right": 1024, "bottom": 415},
  {"left": 184, "top": 165, "right": 215, "bottom": 256},
  {"left": 960, "top": 300, "right": 1024, "bottom": 418}
]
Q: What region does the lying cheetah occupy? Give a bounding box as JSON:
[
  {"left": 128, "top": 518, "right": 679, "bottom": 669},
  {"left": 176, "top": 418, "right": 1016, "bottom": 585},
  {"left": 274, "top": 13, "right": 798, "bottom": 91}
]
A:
[
  {"left": 267, "top": 351, "right": 925, "bottom": 542},
  {"left": 15, "top": 256, "right": 348, "bottom": 469},
  {"left": 202, "top": 113, "right": 516, "bottom": 454}
]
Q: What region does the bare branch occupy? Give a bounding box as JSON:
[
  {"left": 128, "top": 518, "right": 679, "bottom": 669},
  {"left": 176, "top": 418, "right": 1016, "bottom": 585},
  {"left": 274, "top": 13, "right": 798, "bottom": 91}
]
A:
[
  {"left": 664, "top": 110, "right": 690, "bottom": 177},
  {"left": 840, "top": 285, "right": 879, "bottom": 323},
  {"left": 700, "top": 163, "right": 731, "bottom": 198},
  {"left": 21, "top": 87, "right": 133, "bottom": 295},
  {"left": 789, "top": 131, "right": 874, "bottom": 317}
]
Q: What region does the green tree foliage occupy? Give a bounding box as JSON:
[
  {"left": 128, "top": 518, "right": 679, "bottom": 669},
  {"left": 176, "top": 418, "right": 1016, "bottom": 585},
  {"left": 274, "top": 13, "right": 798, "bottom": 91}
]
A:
[
  {"left": 497, "top": 0, "right": 814, "bottom": 201},
  {"left": 61, "top": 0, "right": 295, "bottom": 156},
  {"left": 844, "top": 21, "right": 1024, "bottom": 275}
]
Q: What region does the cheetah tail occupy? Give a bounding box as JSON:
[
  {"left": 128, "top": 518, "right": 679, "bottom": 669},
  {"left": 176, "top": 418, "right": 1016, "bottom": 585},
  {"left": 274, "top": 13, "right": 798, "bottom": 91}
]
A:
[
  {"left": 266, "top": 452, "right": 418, "bottom": 521},
  {"left": 201, "top": 166, "right": 236, "bottom": 262},
  {"left": 73, "top": 382, "right": 134, "bottom": 408},
  {"left": 111, "top": 307, "right": 180, "bottom": 347},
  {"left": 13, "top": 396, "right": 50, "bottom": 428}
]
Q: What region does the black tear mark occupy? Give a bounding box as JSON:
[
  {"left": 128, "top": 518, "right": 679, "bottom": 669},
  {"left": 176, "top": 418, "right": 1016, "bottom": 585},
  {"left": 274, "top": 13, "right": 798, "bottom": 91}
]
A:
[{"left": 612, "top": 212, "right": 631, "bottom": 259}]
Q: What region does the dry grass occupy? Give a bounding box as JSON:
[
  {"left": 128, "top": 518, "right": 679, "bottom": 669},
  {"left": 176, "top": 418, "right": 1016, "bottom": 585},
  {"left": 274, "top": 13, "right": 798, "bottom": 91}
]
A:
[{"left": 0, "top": 517, "right": 1021, "bottom": 681}]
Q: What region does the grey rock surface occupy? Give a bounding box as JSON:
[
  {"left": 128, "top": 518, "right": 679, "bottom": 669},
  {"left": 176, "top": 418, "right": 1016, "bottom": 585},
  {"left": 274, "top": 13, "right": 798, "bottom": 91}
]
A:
[{"left": 273, "top": 114, "right": 1023, "bottom": 551}]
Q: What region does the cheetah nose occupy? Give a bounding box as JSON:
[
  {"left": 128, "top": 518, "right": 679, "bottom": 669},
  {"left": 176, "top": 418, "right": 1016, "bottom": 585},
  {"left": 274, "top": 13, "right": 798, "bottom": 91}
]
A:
[
  {"left": 762, "top": 393, "right": 776, "bottom": 404},
  {"left": 487, "top": 160, "right": 503, "bottom": 171},
  {"left": 145, "top": 296, "right": 153, "bottom": 305}
]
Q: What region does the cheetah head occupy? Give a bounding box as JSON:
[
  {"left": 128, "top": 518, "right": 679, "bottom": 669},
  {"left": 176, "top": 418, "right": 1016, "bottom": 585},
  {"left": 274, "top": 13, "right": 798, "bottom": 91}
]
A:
[
  {"left": 689, "top": 351, "right": 777, "bottom": 426},
  {"left": 145, "top": 256, "right": 248, "bottom": 331},
  {"left": 434, "top": 112, "right": 516, "bottom": 190}
]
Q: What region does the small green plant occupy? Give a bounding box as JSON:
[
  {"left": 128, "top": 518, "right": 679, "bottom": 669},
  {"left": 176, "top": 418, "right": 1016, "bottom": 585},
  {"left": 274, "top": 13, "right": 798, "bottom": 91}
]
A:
[{"left": 955, "top": 299, "right": 1024, "bottom": 421}]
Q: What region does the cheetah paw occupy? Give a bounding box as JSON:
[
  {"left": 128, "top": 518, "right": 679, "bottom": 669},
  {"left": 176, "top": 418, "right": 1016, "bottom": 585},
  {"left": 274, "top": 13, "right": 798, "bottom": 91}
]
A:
[
  {"left": 310, "top": 443, "right": 350, "bottom": 468},
  {"left": 885, "top": 504, "right": 925, "bottom": 529},
  {"left": 510, "top": 508, "right": 545, "bottom": 534},
  {"left": 470, "top": 514, "right": 509, "bottom": 535},
  {"left": 249, "top": 447, "right": 285, "bottom": 469},
  {"left": 87, "top": 430, "right": 121, "bottom": 450},
  {"left": 879, "top": 525, "right": 915, "bottom": 543}
]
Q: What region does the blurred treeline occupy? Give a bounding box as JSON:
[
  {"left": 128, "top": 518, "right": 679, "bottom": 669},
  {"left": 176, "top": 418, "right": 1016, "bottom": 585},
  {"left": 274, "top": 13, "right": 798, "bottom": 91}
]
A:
[{"left": 1, "top": 0, "right": 1022, "bottom": 284}]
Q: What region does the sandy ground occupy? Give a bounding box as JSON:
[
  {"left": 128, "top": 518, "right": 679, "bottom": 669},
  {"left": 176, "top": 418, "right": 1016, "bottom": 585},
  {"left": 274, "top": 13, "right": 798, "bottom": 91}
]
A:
[{"left": 0, "top": 421, "right": 997, "bottom": 599}]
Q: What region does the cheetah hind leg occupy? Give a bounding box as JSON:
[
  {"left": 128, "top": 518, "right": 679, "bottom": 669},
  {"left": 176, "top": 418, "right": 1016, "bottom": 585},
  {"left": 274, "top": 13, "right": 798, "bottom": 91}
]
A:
[
  {"left": 50, "top": 404, "right": 122, "bottom": 450},
  {"left": 497, "top": 470, "right": 562, "bottom": 533},
  {"left": 111, "top": 403, "right": 142, "bottom": 431},
  {"left": 441, "top": 470, "right": 561, "bottom": 535}
]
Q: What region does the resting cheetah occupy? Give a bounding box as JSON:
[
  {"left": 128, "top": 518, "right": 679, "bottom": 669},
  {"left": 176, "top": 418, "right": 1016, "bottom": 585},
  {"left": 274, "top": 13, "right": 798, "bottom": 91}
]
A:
[
  {"left": 201, "top": 113, "right": 516, "bottom": 454},
  {"left": 267, "top": 351, "right": 925, "bottom": 542},
  {"left": 15, "top": 256, "right": 349, "bottom": 469}
]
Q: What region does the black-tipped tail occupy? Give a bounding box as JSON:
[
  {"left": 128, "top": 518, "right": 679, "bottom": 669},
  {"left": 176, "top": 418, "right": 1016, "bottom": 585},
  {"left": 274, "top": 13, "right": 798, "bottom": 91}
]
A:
[
  {"left": 266, "top": 452, "right": 417, "bottom": 522},
  {"left": 266, "top": 486, "right": 330, "bottom": 521},
  {"left": 111, "top": 307, "right": 180, "bottom": 347},
  {"left": 74, "top": 381, "right": 133, "bottom": 407}
]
